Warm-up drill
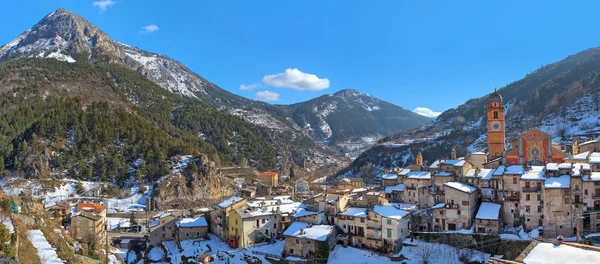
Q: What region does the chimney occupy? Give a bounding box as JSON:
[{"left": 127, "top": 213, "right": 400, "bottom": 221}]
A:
[{"left": 300, "top": 228, "right": 305, "bottom": 235}]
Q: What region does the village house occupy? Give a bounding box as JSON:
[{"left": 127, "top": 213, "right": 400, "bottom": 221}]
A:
[
  {"left": 519, "top": 166, "right": 546, "bottom": 231},
  {"left": 177, "top": 216, "right": 208, "bottom": 241},
  {"left": 502, "top": 165, "right": 524, "bottom": 227},
  {"left": 210, "top": 196, "right": 246, "bottom": 241},
  {"left": 292, "top": 208, "right": 326, "bottom": 224},
  {"left": 335, "top": 207, "right": 368, "bottom": 247},
  {"left": 443, "top": 182, "right": 478, "bottom": 231},
  {"left": 337, "top": 178, "right": 363, "bottom": 189},
  {"left": 431, "top": 202, "right": 446, "bottom": 232},
  {"left": 370, "top": 204, "right": 410, "bottom": 252},
  {"left": 382, "top": 173, "right": 399, "bottom": 188},
  {"left": 44, "top": 201, "right": 71, "bottom": 222},
  {"left": 257, "top": 171, "right": 279, "bottom": 186},
  {"left": 543, "top": 175, "right": 573, "bottom": 238},
  {"left": 475, "top": 202, "right": 502, "bottom": 235},
  {"left": 148, "top": 212, "right": 178, "bottom": 247},
  {"left": 70, "top": 203, "right": 107, "bottom": 245},
  {"left": 384, "top": 183, "right": 404, "bottom": 203},
  {"left": 283, "top": 222, "right": 335, "bottom": 260},
  {"left": 403, "top": 171, "right": 433, "bottom": 207}
]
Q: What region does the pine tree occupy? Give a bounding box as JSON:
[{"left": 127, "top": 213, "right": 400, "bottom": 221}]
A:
[{"left": 289, "top": 166, "right": 295, "bottom": 179}]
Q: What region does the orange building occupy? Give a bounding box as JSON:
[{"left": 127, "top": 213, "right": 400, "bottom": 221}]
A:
[
  {"left": 504, "top": 128, "right": 566, "bottom": 166},
  {"left": 487, "top": 88, "right": 506, "bottom": 160},
  {"left": 257, "top": 171, "right": 279, "bottom": 186}
]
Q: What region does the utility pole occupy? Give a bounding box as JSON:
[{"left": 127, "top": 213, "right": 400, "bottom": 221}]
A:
[{"left": 574, "top": 212, "right": 585, "bottom": 244}]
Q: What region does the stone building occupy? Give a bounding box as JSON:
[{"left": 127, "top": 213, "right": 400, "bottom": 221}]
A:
[
  {"left": 543, "top": 176, "right": 573, "bottom": 238},
  {"left": 257, "top": 171, "right": 279, "bottom": 186},
  {"left": 177, "top": 216, "right": 208, "bottom": 240},
  {"left": 283, "top": 222, "right": 335, "bottom": 260},
  {"left": 210, "top": 196, "right": 246, "bottom": 241},
  {"left": 475, "top": 202, "right": 502, "bottom": 235},
  {"left": 70, "top": 203, "right": 107, "bottom": 245},
  {"left": 403, "top": 171, "right": 433, "bottom": 207},
  {"left": 443, "top": 182, "right": 478, "bottom": 231},
  {"left": 148, "top": 212, "right": 178, "bottom": 247},
  {"left": 519, "top": 166, "right": 546, "bottom": 231}
]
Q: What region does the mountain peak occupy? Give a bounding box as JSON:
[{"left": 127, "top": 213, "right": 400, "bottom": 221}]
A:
[
  {"left": 334, "top": 89, "right": 362, "bottom": 97},
  {"left": 0, "top": 8, "right": 125, "bottom": 64}
]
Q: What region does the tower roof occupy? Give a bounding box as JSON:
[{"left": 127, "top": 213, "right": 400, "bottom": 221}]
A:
[{"left": 489, "top": 87, "right": 503, "bottom": 102}]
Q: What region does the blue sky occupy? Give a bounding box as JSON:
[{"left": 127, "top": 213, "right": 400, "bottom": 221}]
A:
[{"left": 2, "top": 1, "right": 600, "bottom": 114}]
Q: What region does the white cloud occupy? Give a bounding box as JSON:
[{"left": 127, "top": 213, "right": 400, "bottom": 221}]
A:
[
  {"left": 262, "top": 68, "right": 329, "bottom": 91},
  {"left": 240, "top": 83, "right": 260, "bottom": 91},
  {"left": 141, "top": 25, "right": 160, "bottom": 33},
  {"left": 255, "top": 90, "right": 280, "bottom": 101},
  {"left": 92, "top": 0, "right": 116, "bottom": 12},
  {"left": 412, "top": 107, "right": 442, "bottom": 118}
]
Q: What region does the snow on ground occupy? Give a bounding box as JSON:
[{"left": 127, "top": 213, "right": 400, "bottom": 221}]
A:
[
  {"left": 112, "top": 247, "right": 128, "bottom": 262},
  {"left": 328, "top": 239, "right": 490, "bottom": 264},
  {"left": 27, "top": 230, "right": 65, "bottom": 264},
  {"left": 500, "top": 226, "right": 540, "bottom": 240},
  {"left": 107, "top": 218, "right": 130, "bottom": 231},
  {"left": 0, "top": 215, "right": 14, "bottom": 234},
  {"left": 523, "top": 241, "right": 600, "bottom": 264},
  {"left": 148, "top": 247, "right": 165, "bottom": 261},
  {"left": 167, "top": 233, "right": 284, "bottom": 264}
]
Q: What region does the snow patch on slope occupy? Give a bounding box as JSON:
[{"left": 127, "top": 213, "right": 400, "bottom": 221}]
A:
[{"left": 413, "top": 107, "right": 442, "bottom": 118}]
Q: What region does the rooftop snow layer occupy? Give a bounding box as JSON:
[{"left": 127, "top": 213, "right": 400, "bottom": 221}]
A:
[
  {"left": 444, "top": 182, "right": 477, "bottom": 194},
  {"left": 217, "top": 196, "right": 244, "bottom": 208},
  {"left": 406, "top": 171, "right": 431, "bottom": 180},
  {"left": 384, "top": 184, "right": 404, "bottom": 194},
  {"left": 382, "top": 173, "right": 398, "bottom": 180},
  {"left": 283, "top": 222, "right": 333, "bottom": 241},
  {"left": 544, "top": 175, "right": 571, "bottom": 189},
  {"left": 339, "top": 207, "right": 368, "bottom": 218},
  {"left": 475, "top": 202, "right": 501, "bottom": 220},
  {"left": 523, "top": 241, "right": 600, "bottom": 264},
  {"left": 373, "top": 204, "right": 409, "bottom": 220},
  {"left": 177, "top": 216, "right": 208, "bottom": 228},
  {"left": 505, "top": 165, "right": 525, "bottom": 175}
]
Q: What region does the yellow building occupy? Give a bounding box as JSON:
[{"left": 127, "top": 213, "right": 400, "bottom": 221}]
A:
[{"left": 257, "top": 171, "right": 279, "bottom": 186}]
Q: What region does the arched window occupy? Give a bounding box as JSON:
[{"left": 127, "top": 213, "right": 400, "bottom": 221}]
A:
[{"left": 493, "top": 111, "right": 498, "bottom": 119}]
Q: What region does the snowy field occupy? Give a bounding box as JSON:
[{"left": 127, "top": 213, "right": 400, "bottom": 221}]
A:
[
  {"left": 27, "top": 230, "right": 65, "bottom": 264},
  {"left": 500, "top": 226, "right": 540, "bottom": 241},
  {"left": 328, "top": 239, "right": 490, "bottom": 264},
  {"left": 523, "top": 241, "right": 600, "bottom": 264}
]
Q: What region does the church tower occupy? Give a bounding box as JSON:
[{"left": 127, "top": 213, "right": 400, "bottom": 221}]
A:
[
  {"left": 487, "top": 87, "right": 505, "bottom": 160},
  {"left": 416, "top": 152, "right": 423, "bottom": 166}
]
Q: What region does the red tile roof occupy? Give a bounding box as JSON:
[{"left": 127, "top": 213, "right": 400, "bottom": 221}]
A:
[
  {"left": 76, "top": 203, "right": 107, "bottom": 213},
  {"left": 259, "top": 171, "right": 278, "bottom": 178},
  {"left": 0, "top": 193, "right": 10, "bottom": 200}
]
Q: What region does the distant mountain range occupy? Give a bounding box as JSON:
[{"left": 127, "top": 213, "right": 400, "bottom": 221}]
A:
[
  {"left": 0, "top": 8, "right": 429, "bottom": 181},
  {"left": 339, "top": 46, "right": 600, "bottom": 179}
]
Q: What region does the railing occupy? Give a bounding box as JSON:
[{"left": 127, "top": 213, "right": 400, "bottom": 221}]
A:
[
  {"left": 593, "top": 194, "right": 600, "bottom": 199},
  {"left": 367, "top": 226, "right": 381, "bottom": 231},
  {"left": 572, "top": 189, "right": 582, "bottom": 195},
  {"left": 505, "top": 196, "right": 520, "bottom": 201},
  {"left": 446, "top": 204, "right": 459, "bottom": 209},
  {"left": 522, "top": 186, "right": 541, "bottom": 192},
  {"left": 587, "top": 207, "right": 600, "bottom": 212}
]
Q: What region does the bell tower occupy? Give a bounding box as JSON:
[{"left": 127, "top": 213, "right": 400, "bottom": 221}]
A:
[
  {"left": 487, "top": 87, "right": 505, "bottom": 160},
  {"left": 416, "top": 152, "right": 423, "bottom": 166}
]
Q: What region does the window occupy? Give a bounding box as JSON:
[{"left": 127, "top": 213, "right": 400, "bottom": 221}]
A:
[
  {"left": 537, "top": 194, "right": 541, "bottom": 201},
  {"left": 538, "top": 207, "right": 543, "bottom": 213},
  {"left": 493, "top": 111, "right": 498, "bottom": 119},
  {"left": 457, "top": 210, "right": 461, "bottom": 215},
  {"left": 435, "top": 218, "right": 439, "bottom": 223},
  {"left": 525, "top": 182, "right": 530, "bottom": 188},
  {"left": 526, "top": 206, "right": 530, "bottom": 212},
  {"left": 526, "top": 194, "right": 530, "bottom": 201},
  {"left": 360, "top": 218, "right": 365, "bottom": 223},
  {"left": 296, "top": 239, "right": 299, "bottom": 244},
  {"left": 387, "top": 228, "right": 392, "bottom": 238},
  {"left": 387, "top": 219, "right": 392, "bottom": 225},
  {"left": 262, "top": 219, "right": 266, "bottom": 224},
  {"left": 462, "top": 201, "right": 469, "bottom": 206},
  {"left": 513, "top": 177, "right": 517, "bottom": 184},
  {"left": 343, "top": 224, "right": 346, "bottom": 229},
  {"left": 527, "top": 218, "right": 530, "bottom": 222},
  {"left": 564, "top": 198, "right": 570, "bottom": 204},
  {"left": 290, "top": 249, "right": 294, "bottom": 254},
  {"left": 585, "top": 189, "right": 589, "bottom": 195},
  {"left": 440, "top": 211, "right": 443, "bottom": 216}
]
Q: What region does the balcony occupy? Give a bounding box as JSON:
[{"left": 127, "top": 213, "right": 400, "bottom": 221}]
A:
[
  {"left": 406, "top": 185, "right": 417, "bottom": 190},
  {"left": 446, "top": 204, "right": 459, "bottom": 209},
  {"left": 505, "top": 196, "right": 520, "bottom": 202},
  {"left": 367, "top": 225, "right": 382, "bottom": 231},
  {"left": 593, "top": 194, "right": 600, "bottom": 200},
  {"left": 573, "top": 200, "right": 586, "bottom": 205},
  {"left": 572, "top": 189, "right": 582, "bottom": 195},
  {"left": 522, "top": 186, "right": 541, "bottom": 192},
  {"left": 587, "top": 207, "right": 600, "bottom": 212}
]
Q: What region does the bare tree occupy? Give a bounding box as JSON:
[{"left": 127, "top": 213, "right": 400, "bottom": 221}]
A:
[{"left": 415, "top": 243, "right": 438, "bottom": 264}]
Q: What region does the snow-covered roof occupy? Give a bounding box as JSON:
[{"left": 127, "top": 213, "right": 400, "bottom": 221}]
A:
[
  {"left": 444, "top": 182, "right": 477, "bottom": 194},
  {"left": 583, "top": 172, "right": 600, "bottom": 182},
  {"left": 523, "top": 241, "right": 600, "bottom": 264},
  {"left": 429, "top": 160, "right": 441, "bottom": 169},
  {"left": 544, "top": 175, "right": 571, "bottom": 189},
  {"left": 384, "top": 184, "right": 404, "bottom": 194},
  {"left": 434, "top": 171, "right": 453, "bottom": 177},
  {"left": 431, "top": 203, "right": 445, "bottom": 209},
  {"left": 464, "top": 169, "right": 476, "bottom": 178},
  {"left": 152, "top": 212, "right": 172, "bottom": 219},
  {"left": 571, "top": 151, "right": 590, "bottom": 160},
  {"left": 579, "top": 139, "right": 600, "bottom": 146},
  {"left": 442, "top": 159, "right": 466, "bottom": 167},
  {"left": 398, "top": 169, "right": 411, "bottom": 176},
  {"left": 177, "top": 216, "right": 208, "bottom": 228},
  {"left": 590, "top": 153, "right": 600, "bottom": 164},
  {"left": 339, "top": 207, "right": 368, "bottom": 218},
  {"left": 505, "top": 165, "right": 525, "bottom": 175},
  {"left": 521, "top": 167, "right": 546, "bottom": 181},
  {"left": 558, "top": 163, "right": 572, "bottom": 169},
  {"left": 406, "top": 171, "right": 431, "bottom": 180},
  {"left": 149, "top": 220, "right": 160, "bottom": 228},
  {"left": 382, "top": 173, "right": 398, "bottom": 180},
  {"left": 216, "top": 196, "right": 244, "bottom": 208},
  {"left": 471, "top": 152, "right": 486, "bottom": 155},
  {"left": 493, "top": 166, "right": 505, "bottom": 176},
  {"left": 477, "top": 169, "right": 494, "bottom": 180},
  {"left": 392, "top": 203, "right": 418, "bottom": 211},
  {"left": 283, "top": 222, "right": 333, "bottom": 241},
  {"left": 546, "top": 163, "right": 559, "bottom": 171},
  {"left": 475, "top": 202, "right": 501, "bottom": 220},
  {"left": 373, "top": 204, "right": 409, "bottom": 220},
  {"left": 293, "top": 208, "right": 320, "bottom": 218}
]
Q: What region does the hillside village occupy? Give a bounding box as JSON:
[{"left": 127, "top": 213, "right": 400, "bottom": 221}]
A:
[{"left": 0, "top": 92, "right": 599, "bottom": 263}]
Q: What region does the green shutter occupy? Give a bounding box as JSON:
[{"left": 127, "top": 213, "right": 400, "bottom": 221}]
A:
[{"left": 387, "top": 228, "right": 392, "bottom": 238}]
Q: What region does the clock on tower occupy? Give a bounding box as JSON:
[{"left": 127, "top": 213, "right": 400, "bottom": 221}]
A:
[{"left": 487, "top": 87, "right": 505, "bottom": 160}]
